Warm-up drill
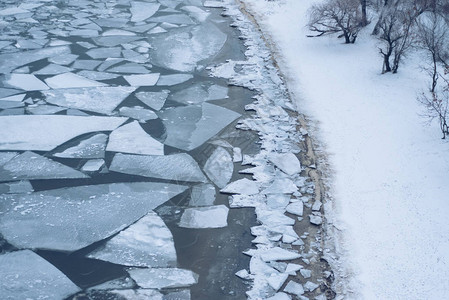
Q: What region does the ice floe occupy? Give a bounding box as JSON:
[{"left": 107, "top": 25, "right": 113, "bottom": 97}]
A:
[
  {"left": 4, "top": 74, "right": 49, "bottom": 91},
  {"left": 130, "top": 2, "right": 160, "bottom": 22},
  {"left": 159, "top": 103, "right": 240, "bottom": 151},
  {"left": 88, "top": 211, "right": 177, "bottom": 267},
  {"left": 0, "top": 180, "right": 33, "bottom": 194},
  {"left": 156, "top": 74, "right": 193, "bottom": 86},
  {"left": 110, "top": 153, "right": 207, "bottom": 182},
  {"left": 124, "top": 73, "right": 160, "bottom": 86},
  {"left": 203, "top": 146, "right": 233, "bottom": 188},
  {"left": 268, "top": 152, "right": 301, "bottom": 176},
  {"left": 129, "top": 268, "right": 198, "bottom": 289},
  {"left": 45, "top": 72, "right": 107, "bottom": 89},
  {"left": 81, "top": 159, "right": 105, "bottom": 172},
  {"left": 221, "top": 178, "right": 259, "bottom": 195},
  {"left": 119, "top": 106, "right": 158, "bottom": 122},
  {"left": 179, "top": 205, "right": 229, "bottom": 228},
  {"left": 0, "top": 182, "right": 188, "bottom": 251},
  {"left": 169, "top": 83, "right": 228, "bottom": 104},
  {"left": 0, "top": 115, "right": 126, "bottom": 151},
  {"left": 53, "top": 133, "right": 108, "bottom": 158},
  {"left": 135, "top": 90, "right": 169, "bottom": 111},
  {"left": 189, "top": 183, "right": 216, "bottom": 206},
  {"left": 0, "top": 151, "right": 88, "bottom": 182},
  {"left": 0, "top": 250, "right": 80, "bottom": 299},
  {"left": 106, "top": 121, "right": 164, "bottom": 155}
]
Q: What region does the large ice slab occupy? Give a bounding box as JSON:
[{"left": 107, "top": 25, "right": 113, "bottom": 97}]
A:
[
  {"left": 53, "top": 133, "right": 108, "bottom": 159},
  {"left": 0, "top": 151, "right": 88, "bottom": 182},
  {"left": 45, "top": 72, "right": 107, "bottom": 89},
  {"left": 0, "top": 115, "right": 126, "bottom": 151},
  {"left": 149, "top": 23, "right": 226, "bottom": 72},
  {"left": 203, "top": 146, "right": 233, "bottom": 188},
  {"left": 129, "top": 268, "right": 198, "bottom": 289},
  {"left": 135, "top": 90, "right": 169, "bottom": 111},
  {"left": 0, "top": 182, "right": 188, "bottom": 251},
  {"left": 88, "top": 211, "right": 176, "bottom": 267},
  {"left": 0, "top": 250, "right": 81, "bottom": 299},
  {"left": 106, "top": 121, "right": 164, "bottom": 155},
  {"left": 43, "top": 86, "right": 136, "bottom": 115},
  {"left": 110, "top": 153, "right": 207, "bottom": 182},
  {"left": 159, "top": 103, "right": 240, "bottom": 151},
  {"left": 130, "top": 2, "right": 160, "bottom": 22},
  {"left": 179, "top": 205, "right": 229, "bottom": 228},
  {"left": 4, "top": 74, "right": 49, "bottom": 91}
]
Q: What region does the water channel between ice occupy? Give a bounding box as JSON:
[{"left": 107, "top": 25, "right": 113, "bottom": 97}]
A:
[{"left": 0, "top": 0, "right": 259, "bottom": 299}]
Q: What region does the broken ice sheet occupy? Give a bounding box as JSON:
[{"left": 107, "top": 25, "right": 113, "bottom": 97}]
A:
[
  {"left": 110, "top": 153, "right": 207, "bottom": 182},
  {"left": 124, "top": 73, "right": 160, "bottom": 86},
  {"left": 53, "top": 133, "right": 108, "bottom": 159},
  {"left": 33, "top": 63, "right": 73, "bottom": 75},
  {"left": 169, "top": 83, "right": 228, "bottom": 104},
  {"left": 119, "top": 106, "right": 158, "bottom": 122},
  {"left": 0, "top": 182, "right": 188, "bottom": 251},
  {"left": 189, "top": 183, "right": 216, "bottom": 206},
  {"left": 0, "top": 250, "right": 81, "bottom": 299},
  {"left": 179, "top": 205, "right": 229, "bottom": 228},
  {"left": 43, "top": 86, "right": 136, "bottom": 115},
  {"left": 149, "top": 23, "right": 227, "bottom": 72},
  {"left": 3, "top": 73, "right": 49, "bottom": 91},
  {"left": 159, "top": 103, "right": 240, "bottom": 151},
  {"left": 0, "top": 115, "right": 126, "bottom": 151},
  {"left": 204, "top": 146, "right": 233, "bottom": 188},
  {"left": 86, "top": 47, "right": 122, "bottom": 59},
  {"left": 107, "top": 121, "right": 164, "bottom": 155},
  {"left": 156, "top": 74, "right": 193, "bottom": 86},
  {"left": 88, "top": 211, "right": 177, "bottom": 267},
  {"left": 135, "top": 90, "right": 169, "bottom": 111},
  {"left": 0, "top": 151, "right": 88, "bottom": 182},
  {"left": 45, "top": 72, "right": 107, "bottom": 89},
  {"left": 221, "top": 178, "right": 259, "bottom": 195},
  {"left": 130, "top": 1, "right": 160, "bottom": 22},
  {"left": 129, "top": 268, "right": 198, "bottom": 289}
]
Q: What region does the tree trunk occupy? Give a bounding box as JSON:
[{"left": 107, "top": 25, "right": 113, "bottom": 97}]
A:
[
  {"left": 361, "top": 0, "right": 368, "bottom": 26},
  {"left": 383, "top": 54, "right": 391, "bottom": 73}
]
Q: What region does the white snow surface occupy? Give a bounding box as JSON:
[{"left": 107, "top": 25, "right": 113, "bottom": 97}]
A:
[{"left": 242, "top": 0, "right": 449, "bottom": 299}]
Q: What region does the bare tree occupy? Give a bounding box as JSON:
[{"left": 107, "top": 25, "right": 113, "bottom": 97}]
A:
[
  {"left": 361, "top": 0, "right": 369, "bottom": 26},
  {"left": 377, "top": 3, "right": 416, "bottom": 73},
  {"left": 307, "top": 0, "right": 363, "bottom": 44}
]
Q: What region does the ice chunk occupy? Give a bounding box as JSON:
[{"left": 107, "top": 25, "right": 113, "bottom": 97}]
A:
[
  {"left": 119, "top": 106, "right": 158, "bottom": 122},
  {"left": 53, "top": 133, "right": 108, "bottom": 159},
  {"left": 103, "top": 29, "right": 136, "bottom": 36},
  {"left": 267, "top": 273, "right": 289, "bottom": 291},
  {"left": 93, "top": 36, "right": 141, "bottom": 47},
  {"left": 203, "top": 1, "right": 226, "bottom": 8},
  {"left": 81, "top": 159, "right": 105, "bottom": 172},
  {"left": 204, "top": 146, "right": 233, "bottom": 188},
  {"left": 160, "top": 103, "right": 240, "bottom": 151},
  {"left": 0, "top": 182, "right": 188, "bottom": 251},
  {"left": 124, "top": 73, "right": 160, "bottom": 86},
  {"left": 286, "top": 202, "right": 304, "bottom": 216},
  {"left": 181, "top": 6, "right": 210, "bottom": 22},
  {"left": 0, "top": 7, "right": 29, "bottom": 16},
  {"left": 149, "top": 14, "right": 195, "bottom": 25},
  {"left": 107, "top": 121, "right": 164, "bottom": 155},
  {"left": 88, "top": 211, "right": 176, "bottom": 267},
  {"left": 43, "top": 86, "right": 136, "bottom": 115},
  {"left": 110, "top": 289, "right": 164, "bottom": 299},
  {"left": 0, "top": 115, "right": 126, "bottom": 151},
  {"left": 229, "top": 194, "right": 260, "bottom": 208},
  {"left": 45, "top": 72, "right": 107, "bottom": 89},
  {"left": 149, "top": 23, "right": 226, "bottom": 72},
  {"left": 266, "top": 292, "right": 292, "bottom": 300},
  {"left": 0, "top": 180, "right": 33, "bottom": 194},
  {"left": 27, "top": 105, "right": 66, "bottom": 115},
  {"left": 179, "top": 205, "right": 228, "bottom": 228},
  {"left": 221, "top": 178, "right": 259, "bottom": 195},
  {"left": 129, "top": 268, "right": 198, "bottom": 289},
  {"left": 312, "top": 200, "right": 322, "bottom": 211},
  {"left": 304, "top": 281, "right": 319, "bottom": 292},
  {"left": 262, "top": 178, "right": 298, "bottom": 194},
  {"left": 4, "top": 74, "right": 49, "bottom": 91},
  {"left": 0, "top": 151, "right": 88, "bottom": 182},
  {"left": 77, "top": 70, "right": 120, "bottom": 81},
  {"left": 260, "top": 247, "right": 301, "bottom": 262},
  {"left": 269, "top": 153, "right": 301, "bottom": 176},
  {"left": 257, "top": 208, "right": 295, "bottom": 226},
  {"left": 283, "top": 281, "right": 304, "bottom": 296},
  {"left": 108, "top": 63, "right": 149, "bottom": 74},
  {"left": 0, "top": 152, "right": 18, "bottom": 166},
  {"left": 0, "top": 99, "right": 25, "bottom": 109},
  {"left": 0, "top": 46, "right": 71, "bottom": 74},
  {"left": 285, "top": 263, "right": 302, "bottom": 275},
  {"left": 189, "top": 183, "right": 215, "bottom": 206},
  {"left": 94, "top": 18, "right": 129, "bottom": 28},
  {"left": 266, "top": 194, "right": 291, "bottom": 209},
  {"left": 48, "top": 53, "right": 79, "bottom": 65},
  {"left": 300, "top": 269, "right": 312, "bottom": 278},
  {"left": 309, "top": 215, "right": 323, "bottom": 225},
  {"left": 0, "top": 250, "right": 80, "bottom": 299},
  {"left": 156, "top": 74, "right": 193, "bottom": 86},
  {"left": 163, "top": 289, "right": 191, "bottom": 300},
  {"left": 130, "top": 2, "right": 161, "bottom": 22},
  {"left": 72, "top": 59, "right": 102, "bottom": 70},
  {"left": 233, "top": 147, "right": 242, "bottom": 162},
  {"left": 169, "top": 83, "right": 228, "bottom": 104},
  {"left": 86, "top": 47, "right": 122, "bottom": 59},
  {"left": 34, "top": 64, "right": 73, "bottom": 75},
  {"left": 110, "top": 153, "right": 207, "bottom": 182},
  {"left": 135, "top": 90, "right": 169, "bottom": 111}
]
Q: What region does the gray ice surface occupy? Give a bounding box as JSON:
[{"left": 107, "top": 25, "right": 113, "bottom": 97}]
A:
[
  {"left": 203, "top": 146, "right": 233, "bottom": 188},
  {"left": 53, "top": 133, "right": 108, "bottom": 159}
]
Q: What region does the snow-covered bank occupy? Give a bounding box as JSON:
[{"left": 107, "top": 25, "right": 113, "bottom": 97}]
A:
[{"left": 241, "top": 0, "right": 449, "bottom": 299}]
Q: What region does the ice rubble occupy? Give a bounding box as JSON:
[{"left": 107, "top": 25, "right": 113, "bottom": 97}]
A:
[
  {"left": 203, "top": 146, "right": 233, "bottom": 188},
  {"left": 129, "top": 268, "right": 198, "bottom": 289},
  {"left": 148, "top": 23, "right": 227, "bottom": 72},
  {"left": 0, "top": 151, "right": 88, "bottom": 182},
  {"left": 106, "top": 121, "right": 164, "bottom": 155},
  {"left": 159, "top": 103, "right": 240, "bottom": 151},
  {"left": 179, "top": 205, "right": 229, "bottom": 228},
  {"left": 0, "top": 182, "right": 187, "bottom": 251},
  {"left": 88, "top": 211, "right": 177, "bottom": 267},
  {"left": 110, "top": 153, "right": 207, "bottom": 182},
  {"left": 43, "top": 86, "right": 136, "bottom": 115},
  {"left": 0, "top": 250, "right": 81, "bottom": 299},
  {"left": 0, "top": 115, "right": 126, "bottom": 151},
  {"left": 53, "top": 133, "right": 108, "bottom": 158}
]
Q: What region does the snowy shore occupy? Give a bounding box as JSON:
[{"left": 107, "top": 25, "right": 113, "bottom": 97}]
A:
[{"left": 240, "top": 0, "right": 449, "bottom": 299}]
